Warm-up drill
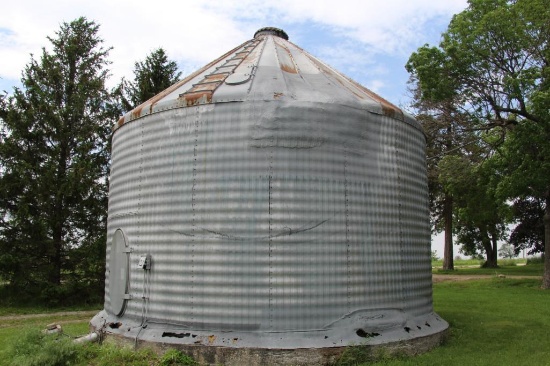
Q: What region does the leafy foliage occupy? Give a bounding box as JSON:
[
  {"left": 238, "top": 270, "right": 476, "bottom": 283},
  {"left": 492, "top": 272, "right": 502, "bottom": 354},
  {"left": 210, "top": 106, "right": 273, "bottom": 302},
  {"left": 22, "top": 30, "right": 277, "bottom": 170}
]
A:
[
  {"left": 114, "top": 48, "right": 181, "bottom": 112},
  {"left": 407, "top": 0, "right": 550, "bottom": 281},
  {"left": 405, "top": 70, "right": 472, "bottom": 269},
  {"left": 0, "top": 17, "right": 116, "bottom": 304},
  {"left": 439, "top": 155, "right": 509, "bottom": 267},
  {"left": 499, "top": 243, "right": 516, "bottom": 259},
  {"left": 509, "top": 197, "right": 545, "bottom": 255}
]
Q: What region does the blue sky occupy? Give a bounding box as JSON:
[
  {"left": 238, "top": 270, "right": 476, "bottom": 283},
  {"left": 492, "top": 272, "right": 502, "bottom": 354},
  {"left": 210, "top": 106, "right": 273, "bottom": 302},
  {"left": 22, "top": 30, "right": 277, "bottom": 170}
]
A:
[
  {"left": 1, "top": 0, "right": 468, "bottom": 104},
  {"left": 0, "top": 0, "right": 470, "bottom": 255}
]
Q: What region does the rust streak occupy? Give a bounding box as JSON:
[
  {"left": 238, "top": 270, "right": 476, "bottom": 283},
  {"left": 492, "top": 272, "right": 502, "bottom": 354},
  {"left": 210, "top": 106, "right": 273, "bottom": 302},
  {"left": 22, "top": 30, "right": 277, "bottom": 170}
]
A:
[
  {"left": 113, "top": 116, "right": 124, "bottom": 132},
  {"left": 275, "top": 40, "right": 298, "bottom": 74},
  {"left": 117, "top": 38, "right": 263, "bottom": 132},
  {"left": 202, "top": 73, "right": 230, "bottom": 83},
  {"left": 187, "top": 82, "right": 220, "bottom": 93},
  {"left": 280, "top": 63, "right": 298, "bottom": 74},
  {"left": 239, "top": 42, "right": 262, "bottom": 68},
  {"left": 233, "top": 51, "right": 249, "bottom": 59},
  {"left": 131, "top": 105, "right": 144, "bottom": 120},
  {"left": 144, "top": 40, "right": 248, "bottom": 107},
  {"left": 181, "top": 91, "right": 212, "bottom": 106},
  {"left": 177, "top": 39, "right": 262, "bottom": 105},
  {"left": 352, "top": 81, "right": 403, "bottom": 120}
]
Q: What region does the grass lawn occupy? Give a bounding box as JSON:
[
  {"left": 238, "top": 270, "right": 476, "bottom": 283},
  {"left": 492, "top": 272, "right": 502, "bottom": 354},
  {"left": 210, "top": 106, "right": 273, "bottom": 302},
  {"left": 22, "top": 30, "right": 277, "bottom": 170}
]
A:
[
  {"left": 0, "top": 311, "right": 194, "bottom": 365},
  {"left": 366, "top": 277, "right": 550, "bottom": 365},
  {"left": 0, "top": 312, "right": 94, "bottom": 360},
  {"left": 1, "top": 265, "right": 548, "bottom": 365}
]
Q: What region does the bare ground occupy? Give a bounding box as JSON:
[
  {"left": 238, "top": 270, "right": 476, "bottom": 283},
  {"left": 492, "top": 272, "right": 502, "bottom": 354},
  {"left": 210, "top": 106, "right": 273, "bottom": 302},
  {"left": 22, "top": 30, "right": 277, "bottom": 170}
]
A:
[
  {"left": 0, "top": 310, "right": 98, "bottom": 324},
  {"left": 432, "top": 274, "right": 541, "bottom": 283}
]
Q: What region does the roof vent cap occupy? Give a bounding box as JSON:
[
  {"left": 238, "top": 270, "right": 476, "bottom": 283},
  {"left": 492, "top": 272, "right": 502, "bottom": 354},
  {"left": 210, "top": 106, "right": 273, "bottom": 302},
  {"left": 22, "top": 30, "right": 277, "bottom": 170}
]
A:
[{"left": 254, "top": 27, "right": 289, "bottom": 40}]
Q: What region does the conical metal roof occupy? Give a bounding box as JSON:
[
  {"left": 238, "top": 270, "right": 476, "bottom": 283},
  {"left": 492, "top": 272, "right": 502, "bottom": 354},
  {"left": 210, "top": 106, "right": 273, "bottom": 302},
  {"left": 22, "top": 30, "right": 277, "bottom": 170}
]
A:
[{"left": 115, "top": 27, "right": 408, "bottom": 132}]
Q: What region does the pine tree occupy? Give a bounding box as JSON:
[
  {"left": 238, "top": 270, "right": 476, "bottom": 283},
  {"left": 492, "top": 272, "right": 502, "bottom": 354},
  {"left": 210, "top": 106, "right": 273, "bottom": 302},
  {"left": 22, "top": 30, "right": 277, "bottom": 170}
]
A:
[
  {"left": 0, "top": 17, "right": 115, "bottom": 303},
  {"left": 115, "top": 48, "right": 181, "bottom": 112}
]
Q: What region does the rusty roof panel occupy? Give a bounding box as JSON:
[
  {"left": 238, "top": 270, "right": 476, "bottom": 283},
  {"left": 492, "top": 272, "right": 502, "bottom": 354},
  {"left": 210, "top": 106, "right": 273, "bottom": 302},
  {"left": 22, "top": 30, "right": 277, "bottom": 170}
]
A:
[
  {"left": 178, "top": 91, "right": 212, "bottom": 106},
  {"left": 275, "top": 42, "right": 298, "bottom": 74},
  {"left": 185, "top": 82, "right": 220, "bottom": 93},
  {"left": 214, "top": 66, "right": 238, "bottom": 74},
  {"left": 233, "top": 51, "right": 249, "bottom": 59},
  {"left": 114, "top": 28, "right": 414, "bottom": 133},
  {"left": 202, "top": 73, "right": 231, "bottom": 83},
  {"left": 114, "top": 39, "right": 254, "bottom": 131},
  {"left": 223, "top": 59, "right": 242, "bottom": 67}
]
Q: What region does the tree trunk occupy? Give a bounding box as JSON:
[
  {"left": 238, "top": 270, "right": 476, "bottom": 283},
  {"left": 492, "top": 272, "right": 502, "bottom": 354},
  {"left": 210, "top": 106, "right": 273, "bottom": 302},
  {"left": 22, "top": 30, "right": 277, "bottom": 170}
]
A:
[
  {"left": 50, "top": 143, "right": 68, "bottom": 286},
  {"left": 51, "top": 225, "right": 63, "bottom": 286},
  {"left": 542, "top": 196, "right": 550, "bottom": 289},
  {"left": 443, "top": 193, "right": 454, "bottom": 270},
  {"left": 482, "top": 230, "right": 498, "bottom": 268}
]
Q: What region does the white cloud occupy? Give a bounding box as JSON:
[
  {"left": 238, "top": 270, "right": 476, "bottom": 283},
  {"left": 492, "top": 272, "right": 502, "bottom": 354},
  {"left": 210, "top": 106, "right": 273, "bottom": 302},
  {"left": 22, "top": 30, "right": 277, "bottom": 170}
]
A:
[
  {"left": 200, "top": 0, "right": 468, "bottom": 53},
  {"left": 366, "top": 79, "right": 386, "bottom": 94},
  {"left": 0, "top": 0, "right": 248, "bottom": 87}
]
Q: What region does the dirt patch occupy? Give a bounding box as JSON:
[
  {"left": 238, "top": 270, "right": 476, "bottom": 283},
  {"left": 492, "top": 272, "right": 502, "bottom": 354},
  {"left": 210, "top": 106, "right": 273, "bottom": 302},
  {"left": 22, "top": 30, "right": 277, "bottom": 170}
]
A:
[
  {"left": 0, "top": 310, "right": 98, "bottom": 322},
  {"left": 432, "top": 274, "right": 540, "bottom": 283}
]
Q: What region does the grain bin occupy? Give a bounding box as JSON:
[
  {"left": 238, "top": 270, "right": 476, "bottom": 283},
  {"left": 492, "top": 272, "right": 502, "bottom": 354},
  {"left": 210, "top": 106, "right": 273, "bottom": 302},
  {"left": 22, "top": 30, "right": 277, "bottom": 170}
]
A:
[{"left": 91, "top": 27, "right": 448, "bottom": 364}]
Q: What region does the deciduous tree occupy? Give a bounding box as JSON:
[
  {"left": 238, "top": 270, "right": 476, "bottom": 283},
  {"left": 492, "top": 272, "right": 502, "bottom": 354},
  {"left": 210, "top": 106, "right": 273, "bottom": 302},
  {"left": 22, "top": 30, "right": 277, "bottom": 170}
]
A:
[
  {"left": 407, "top": 46, "right": 476, "bottom": 270},
  {"left": 406, "top": 0, "right": 550, "bottom": 286},
  {"left": 499, "top": 243, "right": 516, "bottom": 259},
  {"left": 438, "top": 153, "right": 509, "bottom": 268},
  {"left": 508, "top": 197, "right": 545, "bottom": 255}
]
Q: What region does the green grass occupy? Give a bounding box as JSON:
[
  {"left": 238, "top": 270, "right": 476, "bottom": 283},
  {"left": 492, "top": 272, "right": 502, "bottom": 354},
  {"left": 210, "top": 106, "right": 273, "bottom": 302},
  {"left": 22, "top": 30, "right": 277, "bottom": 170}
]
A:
[
  {"left": 2, "top": 329, "right": 162, "bottom": 366},
  {"left": 0, "top": 303, "right": 198, "bottom": 365},
  {"left": 1, "top": 325, "right": 197, "bottom": 365},
  {"left": 356, "top": 278, "right": 550, "bottom": 366},
  {"left": 1, "top": 267, "right": 549, "bottom": 366},
  {"left": 0, "top": 311, "right": 94, "bottom": 362}
]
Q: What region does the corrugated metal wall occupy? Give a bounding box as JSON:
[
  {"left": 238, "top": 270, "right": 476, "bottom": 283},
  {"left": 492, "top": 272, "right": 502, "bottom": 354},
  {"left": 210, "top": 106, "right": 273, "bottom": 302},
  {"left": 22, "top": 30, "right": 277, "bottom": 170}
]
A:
[{"left": 106, "top": 100, "right": 431, "bottom": 332}]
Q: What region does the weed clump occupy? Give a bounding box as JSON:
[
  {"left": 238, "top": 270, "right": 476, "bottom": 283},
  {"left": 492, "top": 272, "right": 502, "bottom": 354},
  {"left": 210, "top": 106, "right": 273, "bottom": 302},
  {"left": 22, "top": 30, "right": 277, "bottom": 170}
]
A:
[
  {"left": 526, "top": 255, "right": 544, "bottom": 265},
  {"left": 6, "top": 329, "right": 82, "bottom": 366},
  {"left": 498, "top": 259, "right": 517, "bottom": 267},
  {"left": 158, "top": 349, "right": 198, "bottom": 366},
  {"left": 5, "top": 328, "right": 198, "bottom": 366}
]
